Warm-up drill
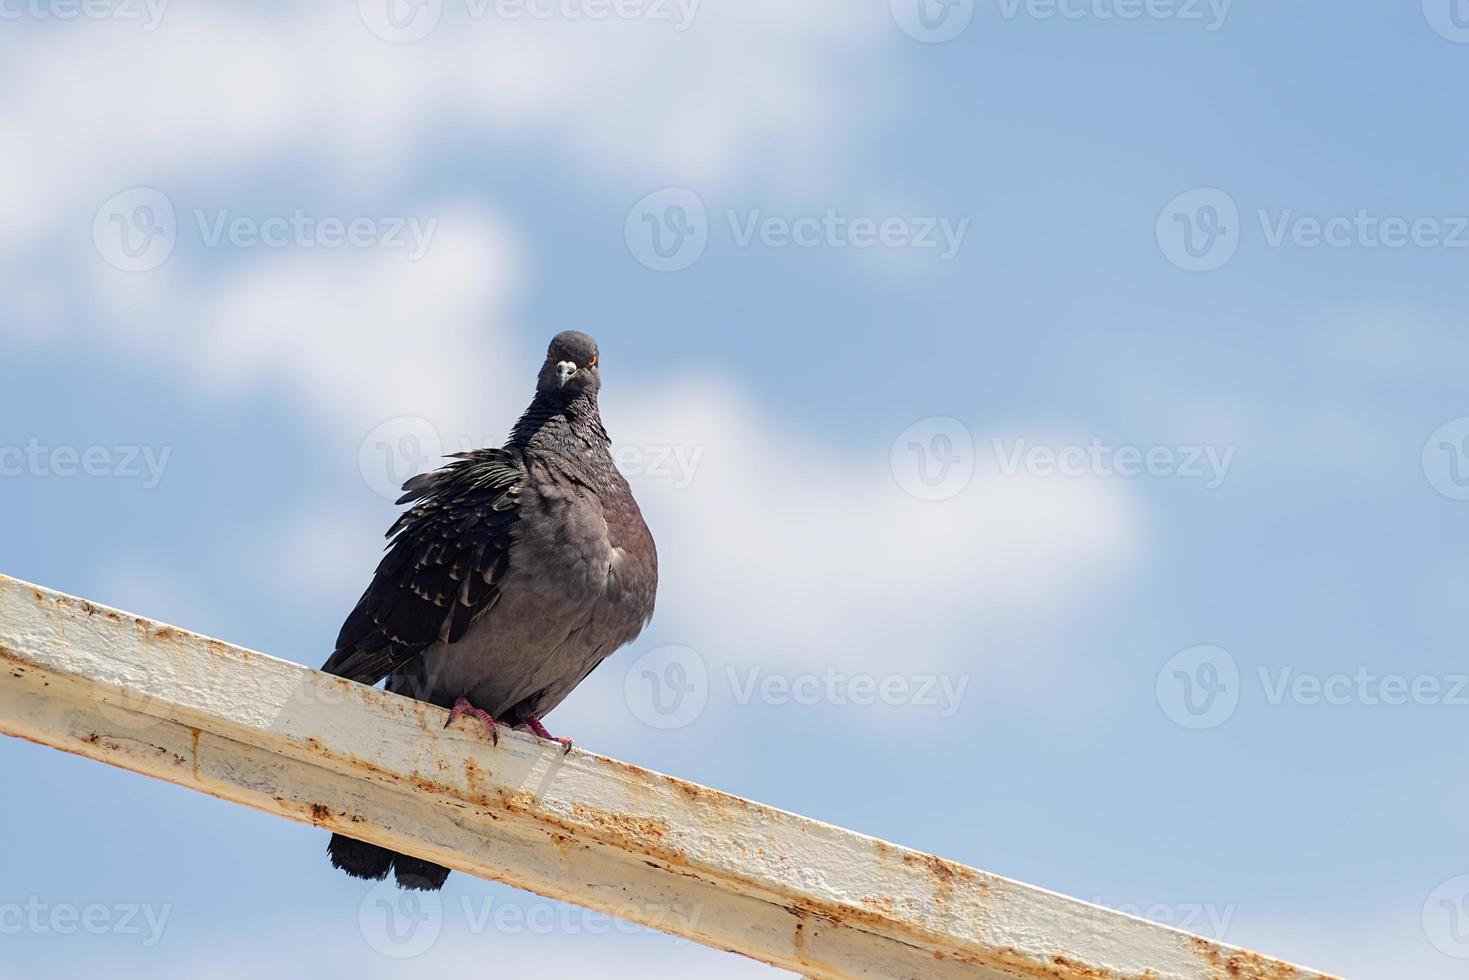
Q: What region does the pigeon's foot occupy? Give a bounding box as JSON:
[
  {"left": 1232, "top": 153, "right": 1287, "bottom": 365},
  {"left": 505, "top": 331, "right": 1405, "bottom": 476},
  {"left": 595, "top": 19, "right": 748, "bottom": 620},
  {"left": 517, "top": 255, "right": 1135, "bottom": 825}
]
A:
[
  {"left": 446, "top": 697, "right": 499, "bottom": 745},
  {"left": 524, "top": 715, "right": 573, "bottom": 754}
]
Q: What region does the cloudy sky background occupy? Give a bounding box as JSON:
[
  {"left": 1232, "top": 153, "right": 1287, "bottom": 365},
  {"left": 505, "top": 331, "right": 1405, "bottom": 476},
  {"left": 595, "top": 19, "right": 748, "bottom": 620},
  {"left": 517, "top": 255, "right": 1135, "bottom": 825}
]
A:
[{"left": 3, "top": 2, "right": 1469, "bottom": 977}]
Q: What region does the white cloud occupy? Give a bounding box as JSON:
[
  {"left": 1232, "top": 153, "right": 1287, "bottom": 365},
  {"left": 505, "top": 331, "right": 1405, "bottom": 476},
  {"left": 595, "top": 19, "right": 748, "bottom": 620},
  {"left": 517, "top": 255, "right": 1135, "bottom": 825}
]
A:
[
  {"left": 0, "top": 1, "right": 891, "bottom": 250},
  {"left": 196, "top": 209, "right": 523, "bottom": 431},
  {"left": 77, "top": 202, "right": 526, "bottom": 440},
  {"left": 611, "top": 380, "right": 1142, "bottom": 674}
]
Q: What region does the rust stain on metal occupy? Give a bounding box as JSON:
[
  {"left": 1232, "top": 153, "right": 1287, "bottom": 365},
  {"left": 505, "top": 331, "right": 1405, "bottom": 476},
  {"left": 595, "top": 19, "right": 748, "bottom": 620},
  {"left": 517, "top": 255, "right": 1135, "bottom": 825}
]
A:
[
  {"left": 1046, "top": 953, "right": 1118, "bottom": 979},
  {"left": 858, "top": 895, "right": 896, "bottom": 918},
  {"left": 1190, "top": 937, "right": 1339, "bottom": 980},
  {"left": 568, "top": 803, "right": 671, "bottom": 849},
  {"left": 463, "top": 757, "right": 486, "bottom": 793}
]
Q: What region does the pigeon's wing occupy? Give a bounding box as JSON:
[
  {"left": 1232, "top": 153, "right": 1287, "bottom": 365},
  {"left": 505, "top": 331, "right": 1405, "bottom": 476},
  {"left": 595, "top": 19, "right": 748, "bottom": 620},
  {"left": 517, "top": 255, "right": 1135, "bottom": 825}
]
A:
[{"left": 321, "top": 450, "right": 523, "bottom": 686}]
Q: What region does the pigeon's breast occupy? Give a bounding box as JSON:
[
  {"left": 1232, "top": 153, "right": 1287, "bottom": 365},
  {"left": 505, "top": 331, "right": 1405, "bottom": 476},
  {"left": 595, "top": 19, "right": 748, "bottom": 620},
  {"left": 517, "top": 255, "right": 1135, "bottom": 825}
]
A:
[{"left": 397, "top": 452, "right": 656, "bottom": 719}]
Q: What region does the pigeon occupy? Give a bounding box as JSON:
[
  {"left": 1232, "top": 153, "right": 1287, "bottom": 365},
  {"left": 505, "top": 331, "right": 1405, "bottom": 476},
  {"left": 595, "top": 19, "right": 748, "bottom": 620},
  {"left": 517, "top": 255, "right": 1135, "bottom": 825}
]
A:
[{"left": 321, "top": 330, "right": 658, "bottom": 891}]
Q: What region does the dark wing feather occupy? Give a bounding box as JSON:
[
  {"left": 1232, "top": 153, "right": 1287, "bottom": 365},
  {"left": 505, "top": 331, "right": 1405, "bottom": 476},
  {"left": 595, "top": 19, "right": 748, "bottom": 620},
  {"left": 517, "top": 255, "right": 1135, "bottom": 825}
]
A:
[{"left": 321, "top": 450, "right": 523, "bottom": 685}]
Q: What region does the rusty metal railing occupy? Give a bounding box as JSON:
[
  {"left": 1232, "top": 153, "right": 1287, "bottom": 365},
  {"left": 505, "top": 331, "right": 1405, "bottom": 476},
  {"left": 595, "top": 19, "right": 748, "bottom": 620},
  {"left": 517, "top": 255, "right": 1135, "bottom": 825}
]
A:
[{"left": 0, "top": 574, "right": 1339, "bottom": 979}]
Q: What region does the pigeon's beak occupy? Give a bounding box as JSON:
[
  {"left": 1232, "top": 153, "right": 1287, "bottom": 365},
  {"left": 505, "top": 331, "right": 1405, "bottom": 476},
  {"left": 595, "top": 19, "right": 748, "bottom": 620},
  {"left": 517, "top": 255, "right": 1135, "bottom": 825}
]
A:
[{"left": 556, "top": 361, "right": 578, "bottom": 388}]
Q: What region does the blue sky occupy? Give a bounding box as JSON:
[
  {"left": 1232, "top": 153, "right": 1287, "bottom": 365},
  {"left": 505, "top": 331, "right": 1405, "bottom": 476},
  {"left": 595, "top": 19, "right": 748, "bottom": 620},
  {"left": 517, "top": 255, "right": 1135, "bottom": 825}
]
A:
[{"left": 3, "top": 2, "right": 1468, "bottom": 977}]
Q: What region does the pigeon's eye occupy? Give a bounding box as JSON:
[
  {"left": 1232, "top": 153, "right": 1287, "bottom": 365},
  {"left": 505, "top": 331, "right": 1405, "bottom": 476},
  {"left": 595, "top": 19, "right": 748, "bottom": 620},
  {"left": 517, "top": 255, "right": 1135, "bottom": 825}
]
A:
[{"left": 588, "top": 356, "right": 598, "bottom": 369}]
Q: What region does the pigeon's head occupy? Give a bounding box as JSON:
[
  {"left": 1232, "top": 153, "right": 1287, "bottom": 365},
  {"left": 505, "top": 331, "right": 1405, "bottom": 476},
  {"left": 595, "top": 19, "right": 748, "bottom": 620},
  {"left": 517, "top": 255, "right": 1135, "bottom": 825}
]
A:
[{"left": 538, "top": 330, "right": 601, "bottom": 399}]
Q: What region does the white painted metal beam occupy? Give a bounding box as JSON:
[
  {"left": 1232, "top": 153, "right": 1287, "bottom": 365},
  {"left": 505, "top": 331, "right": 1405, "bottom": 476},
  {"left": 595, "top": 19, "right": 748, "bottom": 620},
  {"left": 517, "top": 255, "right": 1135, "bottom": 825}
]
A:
[{"left": 0, "top": 574, "right": 1338, "bottom": 980}]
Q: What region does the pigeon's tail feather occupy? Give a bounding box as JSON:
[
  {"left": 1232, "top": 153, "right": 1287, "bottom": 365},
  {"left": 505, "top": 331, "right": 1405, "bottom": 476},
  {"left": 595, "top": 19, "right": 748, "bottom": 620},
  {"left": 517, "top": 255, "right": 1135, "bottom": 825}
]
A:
[
  {"left": 393, "top": 854, "right": 453, "bottom": 891},
  {"left": 327, "top": 834, "right": 451, "bottom": 891},
  {"left": 327, "top": 834, "right": 393, "bottom": 881}
]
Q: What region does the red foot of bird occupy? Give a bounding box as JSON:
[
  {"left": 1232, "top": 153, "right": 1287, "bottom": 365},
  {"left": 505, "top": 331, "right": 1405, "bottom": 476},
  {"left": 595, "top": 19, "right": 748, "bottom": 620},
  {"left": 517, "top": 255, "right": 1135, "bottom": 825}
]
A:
[
  {"left": 446, "top": 697, "right": 499, "bottom": 745},
  {"left": 523, "top": 715, "right": 573, "bottom": 754}
]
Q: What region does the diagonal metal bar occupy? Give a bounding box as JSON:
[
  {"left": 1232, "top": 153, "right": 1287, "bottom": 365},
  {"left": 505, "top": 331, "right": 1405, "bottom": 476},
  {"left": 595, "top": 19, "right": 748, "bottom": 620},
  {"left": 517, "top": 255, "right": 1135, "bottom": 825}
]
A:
[{"left": 0, "top": 573, "right": 1338, "bottom": 980}]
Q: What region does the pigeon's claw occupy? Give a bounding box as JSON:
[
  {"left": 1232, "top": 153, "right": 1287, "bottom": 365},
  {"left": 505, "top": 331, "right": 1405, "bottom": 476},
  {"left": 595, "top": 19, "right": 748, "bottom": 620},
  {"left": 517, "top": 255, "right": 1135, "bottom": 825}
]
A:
[
  {"left": 447, "top": 697, "right": 500, "bottom": 746},
  {"left": 524, "top": 715, "right": 573, "bottom": 754}
]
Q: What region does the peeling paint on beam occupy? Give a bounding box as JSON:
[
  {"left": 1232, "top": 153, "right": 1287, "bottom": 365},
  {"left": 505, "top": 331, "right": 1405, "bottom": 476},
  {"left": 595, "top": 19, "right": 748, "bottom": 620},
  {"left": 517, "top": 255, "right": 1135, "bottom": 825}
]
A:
[{"left": 0, "top": 574, "right": 1339, "bottom": 980}]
